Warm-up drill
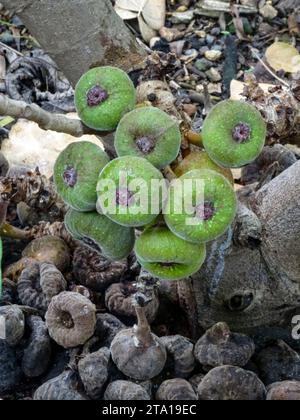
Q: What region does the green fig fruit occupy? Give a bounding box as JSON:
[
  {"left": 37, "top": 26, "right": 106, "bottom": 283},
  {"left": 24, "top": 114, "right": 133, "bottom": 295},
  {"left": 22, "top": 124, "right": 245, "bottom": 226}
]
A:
[
  {"left": 97, "top": 156, "right": 167, "bottom": 227},
  {"left": 164, "top": 169, "right": 237, "bottom": 244},
  {"left": 135, "top": 226, "right": 206, "bottom": 280},
  {"left": 114, "top": 107, "right": 181, "bottom": 169},
  {"left": 65, "top": 209, "right": 135, "bottom": 261},
  {"left": 174, "top": 151, "right": 234, "bottom": 184},
  {"left": 202, "top": 100, "right": 266, "bottom": 168},
  {"left": 54, "top": 141, "right": 109, "bottom": 212},
  {"left": 75, "top": 66, "right": 136, "bottom": 131}
]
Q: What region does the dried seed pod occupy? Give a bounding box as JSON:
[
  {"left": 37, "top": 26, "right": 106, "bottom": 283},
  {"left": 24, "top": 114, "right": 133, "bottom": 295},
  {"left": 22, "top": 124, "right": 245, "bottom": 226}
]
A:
[
  {"left": 22, "top": 315, "right": 52, "bottom": 378},
  {"left": 95, "top": 313, "right": 126, "bottom": 347},
  {"left": 156, "top": 379, "right": 198, "bottom": 401},
  {"left": 110, "top": 305, "right": 167, "bottom": 380},
  {"left": 194, "top": 322, "right": 255, "bottom": 368},
  {"left": 22, "top": 236, "right": 71, "bottom": 272},
  {"left": 0, "top": 305, "right": 25, "bottom": 346},
  {"left": 256, "top": 340, "right": 300, "bottom": 385},
  {"left": 18, "top": 262, "right": 67, "bottom": 313},
  {"left": 45, "top": 292, "right": 96, "bottom": 348},
  {"left": 78, "top": 347, "right": 110, "bottom": 400},
  {"left": 267, "top": 381, "right": 300, "bottom": 400},
  {"left": 160, "top": 335, "right": 196, "bottom": 378},
  {"left": 104, "top": 380, "right": 150, "bottom": 401},
  {"left": 198, "top": 366, "right": 266, "bottom": 400},
  {"left": 72, "top": 246, "right": 127, "bottom": 292},
  {"left": 0, "top": 341, "right": 22, "bottom": 394},
  {"left": 105, "top": 283, "right": 159, "bottom": 323},
  {"left": 34, "top": 371, "right": 88, "bottom": 400}
]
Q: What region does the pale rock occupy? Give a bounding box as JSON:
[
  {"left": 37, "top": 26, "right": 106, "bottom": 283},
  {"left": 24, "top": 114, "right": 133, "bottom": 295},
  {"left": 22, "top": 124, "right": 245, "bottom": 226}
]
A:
[{"left": 204, "top": 50, "right": 222, "bottom": 62}]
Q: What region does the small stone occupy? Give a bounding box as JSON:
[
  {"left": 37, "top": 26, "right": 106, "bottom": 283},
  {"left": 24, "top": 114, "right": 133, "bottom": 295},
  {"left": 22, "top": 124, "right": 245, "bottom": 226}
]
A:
[
  {"left": 206, "top": 35, "right": 215, "bottom": 46},
  {"left": 199, "top": 46, "right": 209, "bottom": 56},
  {"left": 176, "top": 5, "right": 188, "bottom": 12},
  {"left": 204, "top": 50, "right": 222, "bottom": 62},
  {"left": 183, "top": 103, "right": 197, "bottom": 116},
  {"left": 207, "top": 83, "right": 222, "bottom": 94},
  {"left": 195, "top": 58, "right": 212, "bottom": 71},
  {"left": 159, "top": 26, "right": 181, "bottom": 42},
  {"left": 195, "top": 30, "right": 206, "bottom": 38},
  {"left": 259, "top": 4, "right": 278, "bottom": 20},
  {"left": 170, "top": 10, "right": 194, "bottom": 24},
  {"left": 149, "top": 37, "right": 161, "bottom": 49},
  {"left": 210, "top": 27, "right": 221, "bottom": 36},
  {"left": 206, "top": 67, "right": 222, "bottom": 82}
]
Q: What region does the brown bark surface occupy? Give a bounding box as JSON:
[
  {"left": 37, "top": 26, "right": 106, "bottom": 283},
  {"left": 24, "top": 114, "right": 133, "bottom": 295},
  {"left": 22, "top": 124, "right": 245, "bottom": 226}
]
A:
[{"left": 2, "top": 0, "right": 145, "bottom": 86}]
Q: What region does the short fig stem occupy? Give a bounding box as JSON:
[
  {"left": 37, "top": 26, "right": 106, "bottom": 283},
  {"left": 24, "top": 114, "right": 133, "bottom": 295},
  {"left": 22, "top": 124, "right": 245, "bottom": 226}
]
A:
[
  {"left": 185, "top": 131, "right": 203, "bottom": 147},
  {"left": 134, "top": 305, "right": 153, "bottom": 347},
  {"left": 162, "top": 165, "right": 177, "bottom": 181},
  {"left": 0, "top": 222, "right": 31, "bottom": 240}
]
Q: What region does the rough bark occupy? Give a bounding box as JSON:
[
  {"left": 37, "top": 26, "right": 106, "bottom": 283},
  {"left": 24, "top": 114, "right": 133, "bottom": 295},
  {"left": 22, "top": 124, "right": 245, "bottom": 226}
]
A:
[
  {"left": 192, "top": 160, "right": 300, "bottom": 336},
  {"left": 2, "top": 0, "right": 145, "bottom": 86}
]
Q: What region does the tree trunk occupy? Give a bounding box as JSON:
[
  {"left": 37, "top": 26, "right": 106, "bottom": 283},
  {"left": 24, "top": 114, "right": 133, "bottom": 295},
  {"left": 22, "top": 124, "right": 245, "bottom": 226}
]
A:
[
  {"left": 2, "top": 0, "right": 145, "bottom": 86},
  {"left": 192, "top": 160, "right": 300, "bottom": 339}
]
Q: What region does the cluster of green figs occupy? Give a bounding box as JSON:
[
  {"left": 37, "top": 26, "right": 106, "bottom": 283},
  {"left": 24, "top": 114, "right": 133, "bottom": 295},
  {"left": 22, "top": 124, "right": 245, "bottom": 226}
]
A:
[{"left": 54, "top": 66, "right": 267, "bottom": 281}]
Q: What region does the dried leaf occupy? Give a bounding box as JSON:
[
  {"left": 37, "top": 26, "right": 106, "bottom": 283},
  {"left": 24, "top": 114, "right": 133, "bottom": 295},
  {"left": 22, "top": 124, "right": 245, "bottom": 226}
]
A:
[
  {"left": 115, "top": 0, "right": 146, "bottom": 13},
  {"left": 265, "top": 42, "right": 300, "bottom": 74},
  {"left": 115, "top": 0, "right": 166, "bottom": 31},
  {"left": 138, "top": 14, "right": 157, "bottom": 43},
  {"left": 114, "top": 6, "right": 138, "bottom": 20},
  {"left": 230, "top": 79, "right": 274, "bottom": 100},
  {"left": 143, "top": 0, "right": 166, "bottom": 30}
]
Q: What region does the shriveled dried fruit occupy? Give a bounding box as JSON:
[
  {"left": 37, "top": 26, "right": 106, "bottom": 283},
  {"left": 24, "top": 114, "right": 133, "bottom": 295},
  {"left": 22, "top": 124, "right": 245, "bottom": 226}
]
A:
[
  {"left": 78, "top": 347, "right": 110, "bottom": 400},
  {"left": 18, "top": 262, "right": 67, "bottom": 314},
  {"left": 194, "top": 322, "right": 255, "bottom": 368},
  {"left": 22, "top": 315, "right": 52, "bottom": 378},
  {"left": 34, "top": 371, "right": 88, "bottom": 400},
  {"left": 95, "top": 313, "right": 126, "bottom": 347},
  {"left": 72, "top": 246, "right": 127, "bottom": 292},
  {"left": 0, "top": 305, "right": 25, "bottom": 346},
  {"left": 105, "top": 282, "right": 159, "bottom": 323},
  {"left": 0, "top": 341, "right": 22, "bottom": 394},
  {"left": 110, "top": 305, "right": 167, "bottom": 380},
  {"left": 104, "top": 380, "right": 150, "bottom": 400},
  {"left": 160, "top": 335, "right": 196, "bottom": 378},
  {"left": 267, "top": 381, "right": 300, "bottom": 400},
  {"left": 45, "top": 291, "right": 96, "bottom": 349},
  {"left": 256, "top": 340, "right": 300, "bottom": 385},
  {"left": 22, "top": 236, "right": 71, "bottom": 272},
  {"left": 156, "top": 379, "right": 198, "bottom": 400},
  {"left": 198, "top": 366, "right": 266, "bottom": 400}
]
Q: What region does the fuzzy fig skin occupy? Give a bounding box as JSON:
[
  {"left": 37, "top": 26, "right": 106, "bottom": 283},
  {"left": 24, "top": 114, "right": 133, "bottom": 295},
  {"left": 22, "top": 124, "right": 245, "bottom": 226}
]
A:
[
  {"left": 75, "top": 67, "right": 136, "bottom": 131},
  {"left": 97, "top": 156, "right": 166, "bottom": 227},
  {"left": 115, "top": 107, "right": 181, "bottom": 169},
  {"left": 164, "top": 169, "right": 237, "bottom": 244},
  {"left": 64, "top": 209, "right": 135, "bottom": 261},
  {"left": 202, "top": 100, "right": 266, "bottom": 168},
  {"left": 54, "top": 141, "right": 109, "bottom": 212},
  {"left": 135, "top": 226, "right": 206, "bottom": 281}
]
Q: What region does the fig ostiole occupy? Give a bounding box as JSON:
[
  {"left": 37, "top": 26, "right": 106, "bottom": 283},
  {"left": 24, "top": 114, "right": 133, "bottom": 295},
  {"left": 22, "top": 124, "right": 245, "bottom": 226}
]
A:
[
  {"left": 115, "top": 107, "right": 181, "bottom": 169},
  {"left": 164, "top": 169, "right": 237, "bottom": 244},
  {"left": 202, "top": 99, "right": 266, "bottom": 168},
  {"left": 75, "top": 66, "right": 136, "bottom": 131},
  {"left": 54, "top": 141, "right": 109, "bottom": 212}
]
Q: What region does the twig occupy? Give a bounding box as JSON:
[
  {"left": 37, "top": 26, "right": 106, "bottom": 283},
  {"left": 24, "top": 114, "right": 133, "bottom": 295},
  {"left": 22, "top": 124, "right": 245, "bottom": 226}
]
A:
[
  {"left": 0, "top": 41, "right": 23, "bottom": 56},
  {"left": 0, "top": 94, "right": 117, "bottom": 157},
  {"left": 249, "top": 47, "right": 290, "bottom": 88}
]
